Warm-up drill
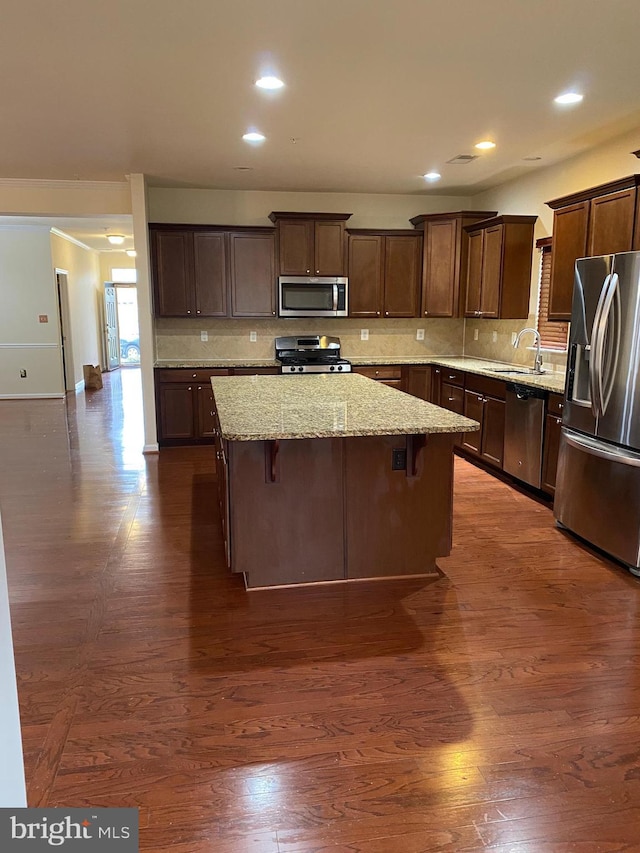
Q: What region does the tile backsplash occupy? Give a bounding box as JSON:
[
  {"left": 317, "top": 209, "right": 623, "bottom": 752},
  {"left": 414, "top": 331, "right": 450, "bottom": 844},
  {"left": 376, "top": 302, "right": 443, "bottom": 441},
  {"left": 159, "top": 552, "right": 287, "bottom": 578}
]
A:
[{"left": 155, "top": 316, "right": 568, "bottom": 372}]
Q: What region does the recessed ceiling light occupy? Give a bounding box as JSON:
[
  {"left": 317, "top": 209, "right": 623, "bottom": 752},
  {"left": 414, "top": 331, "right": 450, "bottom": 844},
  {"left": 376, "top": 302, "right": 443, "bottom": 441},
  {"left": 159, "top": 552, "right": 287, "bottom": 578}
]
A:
[
  {"left": 255, "top": 76, "right": 284, "bottom": 90},
  {"left": 106, "top": 234, "right": 125, "bottom": 245},
  {"left": 475, "top": 140, "right": 496, "bottom": 150},
  {"left": 126, "top": 249, "right": 137, "bottom": 257},
  {"left": 423, "top": 172, "right": 441, "bottom": 182},
  {"left": 242, "top": 131, "right": 266, "bottom": 142},
  {"left": 554, "top": 92, "right": 583, "bottom": 105}
]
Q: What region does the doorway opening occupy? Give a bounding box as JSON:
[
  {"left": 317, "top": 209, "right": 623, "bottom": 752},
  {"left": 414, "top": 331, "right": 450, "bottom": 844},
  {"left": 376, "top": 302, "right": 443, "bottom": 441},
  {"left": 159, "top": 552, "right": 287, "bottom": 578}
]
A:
[
  {"left": 115, "top": 285, "right": 140, "bottom": 366},
  {"left": 55, "top": 270, "right": 74, "bottom": 392}
]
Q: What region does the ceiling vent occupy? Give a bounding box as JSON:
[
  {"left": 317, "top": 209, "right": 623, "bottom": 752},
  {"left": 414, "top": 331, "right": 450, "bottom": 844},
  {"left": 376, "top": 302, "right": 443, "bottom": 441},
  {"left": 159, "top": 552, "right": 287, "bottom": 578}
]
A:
[{"left": 446, "top": 154, "right": 479, "bottom": 165}]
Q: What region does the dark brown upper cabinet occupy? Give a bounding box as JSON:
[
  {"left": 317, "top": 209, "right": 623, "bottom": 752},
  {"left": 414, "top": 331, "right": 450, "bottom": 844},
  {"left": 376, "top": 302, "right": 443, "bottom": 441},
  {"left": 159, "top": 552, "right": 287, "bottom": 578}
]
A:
[
  {"left": 410, "top": 211, "right": 497, "bottom": 318},
  {"left": 149, "top": 224, "right": 276, "bottom": 318},
  {"left": 463, "top": 215, "right": 537, "bottom": 319},
  {"left": 347, "top": 230, "right": 422, "bottom": 318},
  {"left": 269, "top": 212, "right": 352, "bottom": 275},
  {"left": 546, "top": 175, "right": 640, "bottom": 320}
]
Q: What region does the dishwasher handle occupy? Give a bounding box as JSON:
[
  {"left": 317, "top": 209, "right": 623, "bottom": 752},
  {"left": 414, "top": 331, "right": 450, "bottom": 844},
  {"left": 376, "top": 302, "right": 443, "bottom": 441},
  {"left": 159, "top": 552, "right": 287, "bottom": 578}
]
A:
[{"left": 505, "top": 381, "right": 547, "bottom": 401}]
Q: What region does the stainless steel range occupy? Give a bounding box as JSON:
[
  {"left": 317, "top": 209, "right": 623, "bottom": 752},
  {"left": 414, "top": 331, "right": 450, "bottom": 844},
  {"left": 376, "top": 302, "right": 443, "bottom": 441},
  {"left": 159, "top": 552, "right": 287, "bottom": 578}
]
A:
[{"left": 275, "top": 335, "right": 352, "bottom": 374}]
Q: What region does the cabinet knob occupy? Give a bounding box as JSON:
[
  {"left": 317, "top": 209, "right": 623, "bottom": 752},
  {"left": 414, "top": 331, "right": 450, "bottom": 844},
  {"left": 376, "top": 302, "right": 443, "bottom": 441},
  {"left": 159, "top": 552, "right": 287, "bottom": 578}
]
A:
[
  {"left": 197, "top": 310, "right": 201, "bottom": 314},
  {"left": 375, "top": 370, "right": 380, "bottom": 376},
  {"left": 187, "top": 310, "right": 191, "bottom": 314},
  {"left": 559, "top": 403, "right": 564, "bottom": 409},
  {"left": 197, "top": 385, "right": 202, "bottom": 390},
  {"left": 385, "top": 311, "right": 389, "bottom": 316},
  {"left": 306, "top": 269, "right": 310, "bottom": 273},
  {"left": 188, "top": 386, "right": 192, "bottom": 391},
  {"left": 272, "top": 311, "right": 276, "bottom": 315},
  {"left": 192, "top": 373, "right": 197, "bottom": 377},
  {"left": 316, "top": 269, "right": 320, "bottom": 274},
  {"left": 377, "top": 312, "right": 380, "bottom": 316},
  {"left": 435, "top": 369, "right": 440, "bottom": 374},
  {"left": 477, "top": 395, "right": 483, "bottom": 402}
]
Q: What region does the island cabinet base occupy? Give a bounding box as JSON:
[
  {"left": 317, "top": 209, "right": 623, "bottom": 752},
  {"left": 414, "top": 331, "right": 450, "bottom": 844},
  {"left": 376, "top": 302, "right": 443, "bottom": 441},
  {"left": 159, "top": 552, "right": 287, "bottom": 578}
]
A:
[{"left": 224, "top": 433, "right": 455, "bottom": 589}]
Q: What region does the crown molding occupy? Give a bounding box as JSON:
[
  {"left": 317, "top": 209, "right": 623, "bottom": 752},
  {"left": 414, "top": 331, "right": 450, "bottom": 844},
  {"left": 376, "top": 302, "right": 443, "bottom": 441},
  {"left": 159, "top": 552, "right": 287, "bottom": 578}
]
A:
[
  {"left": 0, "top": 178, "right": 129, "bottom": 191},
  {"left": 50, "top": 227, "right": 93, "bottom": 252}
]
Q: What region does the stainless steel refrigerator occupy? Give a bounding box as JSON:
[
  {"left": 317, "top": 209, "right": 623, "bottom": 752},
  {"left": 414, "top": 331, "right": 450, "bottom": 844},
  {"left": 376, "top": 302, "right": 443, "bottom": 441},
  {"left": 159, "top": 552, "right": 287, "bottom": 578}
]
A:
[{"left": 555, "top": 251, "right": 640, "bottom": 576}]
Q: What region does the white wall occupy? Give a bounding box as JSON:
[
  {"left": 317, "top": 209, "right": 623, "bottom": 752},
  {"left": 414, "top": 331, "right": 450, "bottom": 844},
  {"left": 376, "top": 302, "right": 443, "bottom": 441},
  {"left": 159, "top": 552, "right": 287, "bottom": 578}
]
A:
[
  {"left": 50, "top": 233, "right": 103, "bottom": 383},
  {"left": 0, "top": 228, "right": 64, "bottom": 398},
  {"left": 0, "top": 179, "right": 131, "bottom": 217},
  {"left": 99, "top": 251, "right": 136, "bottom": 284},
  {"left": 148, "top": 187, "right": 472, "bottom": 228},
  {"left": 0, "top": 513, "right": 27, "bottom": 808}
]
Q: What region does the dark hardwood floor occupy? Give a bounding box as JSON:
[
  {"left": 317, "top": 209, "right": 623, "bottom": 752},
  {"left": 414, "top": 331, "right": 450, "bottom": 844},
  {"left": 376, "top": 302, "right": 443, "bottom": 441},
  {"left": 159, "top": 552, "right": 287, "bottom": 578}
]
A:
[{"left": 1, "top": 368, "right": 640, "bottom": 852}]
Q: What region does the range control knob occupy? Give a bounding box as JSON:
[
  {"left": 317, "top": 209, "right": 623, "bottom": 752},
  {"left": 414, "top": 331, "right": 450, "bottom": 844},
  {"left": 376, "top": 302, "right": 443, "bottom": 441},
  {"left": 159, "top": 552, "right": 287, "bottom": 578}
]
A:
[
  {"left": 289, "top": 366, "right": 295, "bottom": 372},
  {"left": 337, "top": 365, "right": 343, "bottom": 371},
  {"left": 298, "top": 366, "right": 304, "bottom": 372},
  {"left": 330, "top": 365, "right": 335, "bottom": 371}
]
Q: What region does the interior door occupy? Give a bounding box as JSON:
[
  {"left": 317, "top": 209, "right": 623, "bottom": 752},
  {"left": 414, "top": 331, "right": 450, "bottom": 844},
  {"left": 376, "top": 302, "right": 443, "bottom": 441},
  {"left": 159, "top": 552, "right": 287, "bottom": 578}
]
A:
[{"left": 104, "top": 284, "right": 120, "bottom": 371}]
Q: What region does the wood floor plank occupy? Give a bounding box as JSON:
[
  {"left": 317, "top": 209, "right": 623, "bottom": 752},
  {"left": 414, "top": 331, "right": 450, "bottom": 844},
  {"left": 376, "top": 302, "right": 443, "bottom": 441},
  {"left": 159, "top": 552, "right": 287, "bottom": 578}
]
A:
[{"left": 2, "top": 369, "right": 640, "bottom": 850}]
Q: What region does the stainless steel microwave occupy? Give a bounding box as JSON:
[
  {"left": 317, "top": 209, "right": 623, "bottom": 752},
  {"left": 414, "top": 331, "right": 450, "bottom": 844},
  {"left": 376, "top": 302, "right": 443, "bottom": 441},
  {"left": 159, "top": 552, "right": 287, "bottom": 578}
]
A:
[{"left": 278, "top": 275, "right": 348, "bottom": 318}]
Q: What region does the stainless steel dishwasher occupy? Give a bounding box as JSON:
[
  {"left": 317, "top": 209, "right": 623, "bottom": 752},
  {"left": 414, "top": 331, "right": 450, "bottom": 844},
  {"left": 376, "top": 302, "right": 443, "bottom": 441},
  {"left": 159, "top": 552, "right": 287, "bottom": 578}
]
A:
[{"left": 503, "top": 382, "right": 547, "bottom": 488}]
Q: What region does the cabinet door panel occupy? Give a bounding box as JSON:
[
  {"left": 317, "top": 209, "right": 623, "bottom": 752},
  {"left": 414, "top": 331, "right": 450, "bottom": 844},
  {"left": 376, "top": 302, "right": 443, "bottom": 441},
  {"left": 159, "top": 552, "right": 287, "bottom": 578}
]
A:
[
  {"left": 348, "top": 235, "right": 383, "bottom": 317},
  {"left": 197, "top": 384, "right": 217, "bottom": 438},
  {"left": 405, "top": 366, "right": 432, "bottom": 401},
  {"left": 588, "top": 189, "right": 636, "bottom": 257},
  {"left": 423, "top": 220, "right": 458, "bottom": 317},
  {"left": 465, "top": 231, "right": 484, "bottom": 316},
  {"left": 481, "top": 396, "right": 505, "bottom": 467},
  {"left": 441, "top": 383, "right": 465, "bottom": 415},
  {"left": 462, "top": 390, "right": 483, "bottom": 454},
  {"left": 152, "top": 231, "right": 193, "bottom": 316},
  {"left": 193, "top": 232, "right": 228, "bottom": 317},
  {"left": 158, "top": 385, "right": 195, "bottom": 440},
  {"left": 279, "top": 220, "right": 314, "bottom": 274},
  {"left": 314, "top": 221, "right": 346, "bottom": 275},
  {"left": 229, "top": 232, "right": 276, "bottom": 317},
  {"left": 549, "top": 201, "right": 589, "bottom": 321},
  {"left": 480, "top": 225, "right": 503, "bottom": 318},
  {"left": 542, "top": 412, "right": 562, "bottom": 494},
  {"left": 383, "top": 235, "right": 421, "bottom": 318}
]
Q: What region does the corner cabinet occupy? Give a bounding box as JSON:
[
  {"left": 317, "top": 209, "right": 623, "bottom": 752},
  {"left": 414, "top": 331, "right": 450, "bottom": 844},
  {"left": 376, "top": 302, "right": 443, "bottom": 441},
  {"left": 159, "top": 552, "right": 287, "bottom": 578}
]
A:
[
  {"left": 463, "top": 215, "right": 537, "bottom": 319},
  {"left": 461, "top": 374, "right": 506, "bottom": 469},
  {"left": 149, "top": 224, "right": 276, "bottom": 318},
  {"left": 347, "top": 230, "right": 422, "bottom": 318},
  {"left": 410, "top": 211, "right": 497, "bottom": 318},
  {"left": 546, "top": 175, "right": 640, "bottom": 321},
  {"left": 268, "top": 212, "right": 351, "bottom": 276}
]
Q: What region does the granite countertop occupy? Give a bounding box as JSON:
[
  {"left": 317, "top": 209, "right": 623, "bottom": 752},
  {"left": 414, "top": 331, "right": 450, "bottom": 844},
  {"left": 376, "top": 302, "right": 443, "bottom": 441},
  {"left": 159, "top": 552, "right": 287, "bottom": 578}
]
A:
[
  {"left": 428, "top": 357, "right": 566, "bottom": 394},
  {"left": 211, "top": 373, "right": 479, "bottom": 441},
  {"left": 156, "top": 358, "right": 279, "bottom": 368}
]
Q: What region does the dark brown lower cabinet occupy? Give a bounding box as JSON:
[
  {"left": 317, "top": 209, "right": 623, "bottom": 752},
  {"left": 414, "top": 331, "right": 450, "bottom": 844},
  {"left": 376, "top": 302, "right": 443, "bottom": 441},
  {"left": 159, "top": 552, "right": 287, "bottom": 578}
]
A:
[
  {"left": 155, "top": 368, "right": 230, "bottom": 446},
  {"left": 542, "top": 393, "right": 565, "bottom": 495},
  {"left": 403, "top": 366, "right": 432, "bottom": 401},
  {"left": 462, "top": 377, "right": 506, "bottom": 469},
  {"left": 352, "top": 365, "right": 404, "bottom": 389}
]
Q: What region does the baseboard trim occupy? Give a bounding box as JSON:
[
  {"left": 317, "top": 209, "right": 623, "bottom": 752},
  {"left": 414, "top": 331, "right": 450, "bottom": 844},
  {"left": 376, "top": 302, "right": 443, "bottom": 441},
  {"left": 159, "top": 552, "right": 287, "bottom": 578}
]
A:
[
  {"left": 74, "top": 380, "right": 85, "bottom": 393},
  {"left": 0, "top": 393, "right": 65, "bottom": 400},
  {"left": 143, "top": 444, "right": 159, "bottom": 454}
]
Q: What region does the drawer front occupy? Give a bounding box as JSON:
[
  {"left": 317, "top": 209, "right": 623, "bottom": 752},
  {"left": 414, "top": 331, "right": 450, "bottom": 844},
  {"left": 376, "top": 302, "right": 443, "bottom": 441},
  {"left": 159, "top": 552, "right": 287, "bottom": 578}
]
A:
[
  {"left": 440, "top": 382, "right": 464, "bottom": 414},
  {"left": 354, "top": 365, "right": 403, "bottom": 381},
  {"left": 156, "top": 368, "right": 230, "bottom": 383},
  {"left": 233, "top": 367, "right": 279, "bottom": 375},
  {"left": 440, "top": 368, "right": 464, "bottom": 386},
  {"left": 465, "top": 373, "right": 506, "bottom": 400},
  {"left": 547, "top": 393, "right": 565, "bottom": 416}
]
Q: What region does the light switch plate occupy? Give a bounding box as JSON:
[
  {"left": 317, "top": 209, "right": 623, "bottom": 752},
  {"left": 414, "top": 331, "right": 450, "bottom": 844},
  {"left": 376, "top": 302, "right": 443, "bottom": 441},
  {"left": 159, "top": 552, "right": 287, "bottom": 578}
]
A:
[
  {"left": 473, "top": 329, "right": 479, "bottom": 341},
  {"left": 492, "top": 331, "right": 498, "bottom": 343},
  {"left": 416, "top": 328, "right": 425, "bottom": 341},
  {"left": 200, "top": 331, "right": 208, "bottom": 342},
  {"left": 249, "top": 331, "right": 257, "bottom": 342},
  {"left": 360, "top": 329, "right": 369, "bottom": 341}
]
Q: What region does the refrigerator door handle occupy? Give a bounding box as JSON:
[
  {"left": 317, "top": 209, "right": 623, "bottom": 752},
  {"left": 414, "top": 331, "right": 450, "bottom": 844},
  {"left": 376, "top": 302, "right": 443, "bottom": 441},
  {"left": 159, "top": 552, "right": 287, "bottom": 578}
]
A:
[
  {"left": 589, "top": 274, "right": 612, "bottom": 418},
  {"left": 563, "top": 429, "right": 640, "bottom": 468},
  {"left": 598, "top": 272, "right": 620, "bottom": 416}
]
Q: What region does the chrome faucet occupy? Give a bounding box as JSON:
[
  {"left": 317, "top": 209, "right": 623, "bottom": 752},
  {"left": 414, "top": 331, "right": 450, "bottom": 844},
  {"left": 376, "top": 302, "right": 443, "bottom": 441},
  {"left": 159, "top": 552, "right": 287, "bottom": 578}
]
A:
[{"left": 514, "top": 327, "right": 544, "bottom": 374}]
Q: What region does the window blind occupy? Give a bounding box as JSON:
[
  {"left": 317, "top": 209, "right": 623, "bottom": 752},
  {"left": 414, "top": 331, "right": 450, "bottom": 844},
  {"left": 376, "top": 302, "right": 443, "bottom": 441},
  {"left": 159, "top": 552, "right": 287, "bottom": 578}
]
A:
[{"left": 536, "top": 239, "right": 568, "bottom": 349}]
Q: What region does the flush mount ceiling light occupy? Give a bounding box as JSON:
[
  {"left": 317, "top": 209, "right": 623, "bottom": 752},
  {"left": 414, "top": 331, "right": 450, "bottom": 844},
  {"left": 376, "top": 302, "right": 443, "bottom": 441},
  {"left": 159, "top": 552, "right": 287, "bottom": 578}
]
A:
[
  {"left": 255, "top": 75, "right": 284, "bottom": 90},
  {"left": 126, "top": 249, "right": 137, "bottom": 257},
  {"left": 554, "top": 91, "right": 583, "bottom": 105},
  {"left": 475, "top": 140, "right": 496, "bottom": 150},
  {"left": 242, "top": 131, "right": 266, "bottom": 142},
  {"left": 106, "top": 234, "right": 125, "bottom": 245},
  {"left": 423, "top": 171, "right": 441, "bottom": 182}
]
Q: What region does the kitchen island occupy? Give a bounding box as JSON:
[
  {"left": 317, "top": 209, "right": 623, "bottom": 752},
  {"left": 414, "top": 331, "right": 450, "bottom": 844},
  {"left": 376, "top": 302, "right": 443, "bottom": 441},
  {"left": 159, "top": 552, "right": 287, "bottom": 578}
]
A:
[{"left": 212, "top": 373, "right": 478, "bottom": 589}]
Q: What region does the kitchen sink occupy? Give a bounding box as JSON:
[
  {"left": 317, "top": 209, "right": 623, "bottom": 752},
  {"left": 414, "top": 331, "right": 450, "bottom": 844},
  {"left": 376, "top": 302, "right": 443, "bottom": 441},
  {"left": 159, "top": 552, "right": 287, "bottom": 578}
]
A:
[{"left": 490, "top": 368, "right": 545, "bottom": 375}]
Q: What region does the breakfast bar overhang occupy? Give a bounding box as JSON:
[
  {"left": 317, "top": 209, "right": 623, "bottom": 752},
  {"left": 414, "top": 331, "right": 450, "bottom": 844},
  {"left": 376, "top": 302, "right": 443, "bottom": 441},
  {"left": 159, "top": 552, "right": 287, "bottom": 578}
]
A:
[{"left": 212, "top": 373, "right": 478, "bottom": 589}]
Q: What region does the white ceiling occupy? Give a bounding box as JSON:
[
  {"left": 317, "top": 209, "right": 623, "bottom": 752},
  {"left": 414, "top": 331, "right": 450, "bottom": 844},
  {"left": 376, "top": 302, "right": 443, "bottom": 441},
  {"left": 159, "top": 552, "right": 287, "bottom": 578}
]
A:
[{"left": 1, "top": 0, "right": 639, "bottom": 197}]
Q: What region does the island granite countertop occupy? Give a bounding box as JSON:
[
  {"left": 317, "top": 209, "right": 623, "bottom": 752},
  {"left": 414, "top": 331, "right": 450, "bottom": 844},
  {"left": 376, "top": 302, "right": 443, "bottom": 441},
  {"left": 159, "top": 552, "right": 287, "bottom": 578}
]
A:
[{"left": 211, "top": 373, "right": 479, "bottom": 441}]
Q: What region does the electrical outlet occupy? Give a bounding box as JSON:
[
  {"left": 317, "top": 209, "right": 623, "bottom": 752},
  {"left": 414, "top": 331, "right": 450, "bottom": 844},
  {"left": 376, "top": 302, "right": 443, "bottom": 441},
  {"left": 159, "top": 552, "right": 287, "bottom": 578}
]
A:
[
  {"left": 360, "top": 329, "right": 369, "bottom": 341},
  {"left": 416, "top": 328, "right": 425, "bottom": 341},
  {"left": 511, "top": 332, "right": 517, "bottom": 345},
  {"left": 200, "top": 331, "right": 208, "bottom": 342},
  {"left": 19, "top": 369, "right": 27, "bottom": 378},
  {"left": 473, "top": 329, "right": 479, "bottom": 341},
  {"left": 492, "top": 331, "right": 498, "bottom": 343},
  {"left": 249, "top": 331, "right": 257, "bottom": 342}
]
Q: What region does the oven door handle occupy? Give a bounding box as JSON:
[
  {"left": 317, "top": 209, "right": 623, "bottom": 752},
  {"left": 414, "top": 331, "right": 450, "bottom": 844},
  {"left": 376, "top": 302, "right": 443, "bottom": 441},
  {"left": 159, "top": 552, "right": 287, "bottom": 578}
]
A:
[{"left": 332, "top": 284, "right": 338, "bottom": 312}]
